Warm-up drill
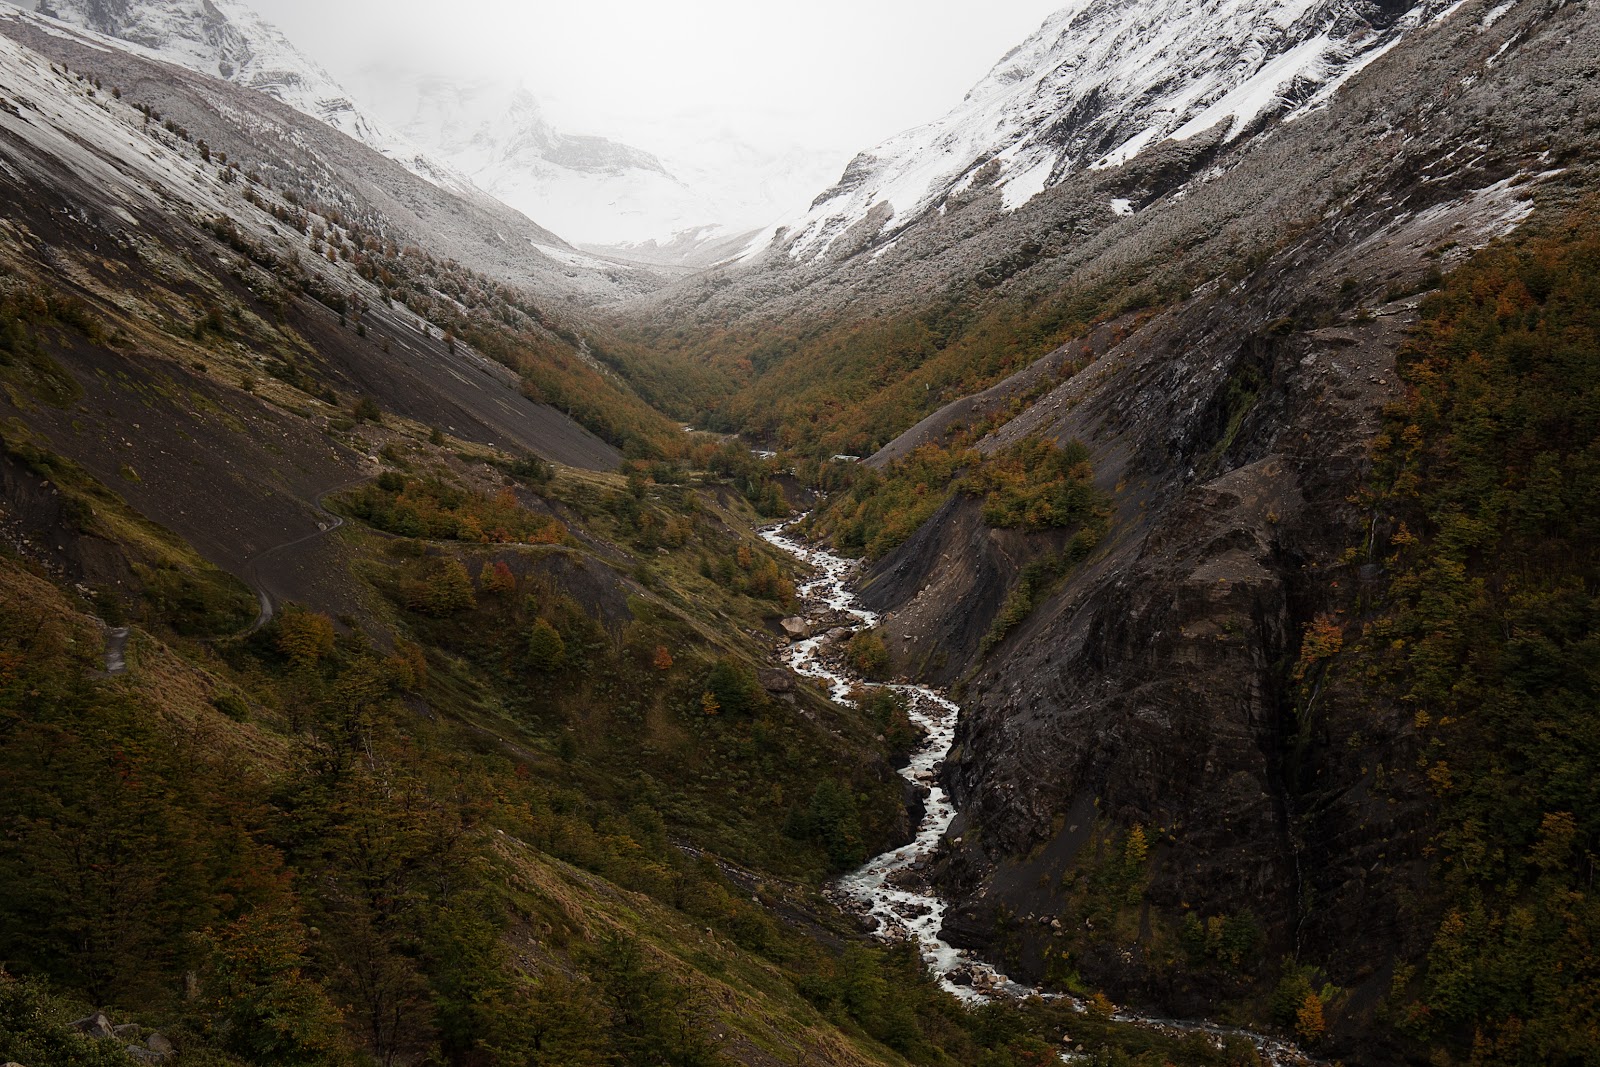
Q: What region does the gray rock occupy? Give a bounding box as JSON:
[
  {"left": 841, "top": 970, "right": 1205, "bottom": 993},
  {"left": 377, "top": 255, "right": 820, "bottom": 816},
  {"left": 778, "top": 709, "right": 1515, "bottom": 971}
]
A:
[
  {"left": 780, "top": 616, "right": 811, "bottom": 640},
  {"left": 147, "top": 1033, "right": 175, "bottom": 1057},
  {"left": 757, "top": 667, "right": 795, "bottom": 693},
  {"left": 71, "top": 1012, "right": 114, "bottom": 1040}
]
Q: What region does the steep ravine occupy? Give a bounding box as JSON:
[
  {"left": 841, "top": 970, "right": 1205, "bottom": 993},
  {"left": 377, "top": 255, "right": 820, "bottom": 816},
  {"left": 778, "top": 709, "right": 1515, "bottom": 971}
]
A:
[{"left": 762, "top": 517, "right": 1313, "bottom": 1065}]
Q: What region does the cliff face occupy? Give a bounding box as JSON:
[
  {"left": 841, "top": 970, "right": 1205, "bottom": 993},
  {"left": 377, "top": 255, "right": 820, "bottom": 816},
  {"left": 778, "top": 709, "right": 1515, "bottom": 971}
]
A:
[{"left": 841, "top": 0, "right": 1600, "bottom": 1041}]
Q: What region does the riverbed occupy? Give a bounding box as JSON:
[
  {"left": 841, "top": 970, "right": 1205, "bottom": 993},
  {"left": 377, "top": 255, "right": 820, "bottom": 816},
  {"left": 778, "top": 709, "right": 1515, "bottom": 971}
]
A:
[
  {"left": 761, "top": 518, "right": 1057, "bottom": 1001},
  {"left": 761, "top": 516, "right": 1314, "bottom": 1064}
]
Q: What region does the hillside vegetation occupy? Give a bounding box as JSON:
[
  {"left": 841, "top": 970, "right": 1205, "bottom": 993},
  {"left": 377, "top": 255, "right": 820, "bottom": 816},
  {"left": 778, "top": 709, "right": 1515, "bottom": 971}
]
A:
[
  {"left": 4, "top": 5, "right": 1600, "bottom": 1066},
  {"left": 1301, "top": 203, "right": 1600, "bottom": 1063}
]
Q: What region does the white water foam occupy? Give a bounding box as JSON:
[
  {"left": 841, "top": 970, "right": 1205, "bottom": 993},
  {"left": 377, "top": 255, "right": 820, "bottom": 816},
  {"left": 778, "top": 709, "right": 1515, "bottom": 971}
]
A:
[{"left": 761, "top": 515, "right": 1316, "bottom": 1062}]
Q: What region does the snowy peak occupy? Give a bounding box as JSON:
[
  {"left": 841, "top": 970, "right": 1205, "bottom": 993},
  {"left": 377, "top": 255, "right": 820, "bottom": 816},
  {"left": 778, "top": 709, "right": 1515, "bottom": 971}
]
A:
[
  {"left": 33, "top": 0, "right": 387, "bottom": 147},
  {"left": 17, "top": 0, "right": 839, "bottom": 250},
  {"left": 779, "top": 0, "right": 1466, "bottom": 261},
  {"left": 344, "top": 70, "right": 689, "bottom": 246},
  {"left": 351, "top": 67, "right": 838, "bottom": 250},
  {"left": 371, "top": 73, "right": 668, "bottom": 181}
]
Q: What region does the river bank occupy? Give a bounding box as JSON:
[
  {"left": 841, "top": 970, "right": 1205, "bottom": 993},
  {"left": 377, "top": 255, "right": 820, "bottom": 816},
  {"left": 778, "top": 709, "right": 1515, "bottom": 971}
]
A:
[{"left": 760, "top": 516, "right": 1314, "bottom": 1065}]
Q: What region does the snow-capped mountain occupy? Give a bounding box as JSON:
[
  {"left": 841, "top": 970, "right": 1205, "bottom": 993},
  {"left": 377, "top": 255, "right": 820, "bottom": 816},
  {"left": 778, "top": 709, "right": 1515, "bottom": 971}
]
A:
[
  {"left": 27, "top": 0, "right": 417, "bottom": 159},
  {"left": 347, "top": 68, "right": 845, "bottom": 253},
  {"left": 0, "top": 2, "right": 667, "bottom": 301},
  {"left": 19, "top": 0, "right": 500, "bottom": 199},
  {"left": 16, "top": 0, "right": 829, "bottom": 252},
  {"left": 345, "top": 70, "right": 699, "bottom": 249},
  {"left": 18, "top": 0, "right": 714, "bottom": 247},
  {"left": 773, "top": 0, "right": 1470, "bottom": 261}
]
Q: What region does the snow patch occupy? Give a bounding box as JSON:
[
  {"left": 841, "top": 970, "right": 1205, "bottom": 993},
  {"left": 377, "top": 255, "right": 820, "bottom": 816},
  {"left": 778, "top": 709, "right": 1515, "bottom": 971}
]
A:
[
  {"left": 999, "top": 151, "right": 1054, "bottom": 210},
  {"left": 1481, "top": 1, "right": 1517, "bottom": 27},
  {"left": 774, "top": 0, "right": 1464, "bottom": 262}
]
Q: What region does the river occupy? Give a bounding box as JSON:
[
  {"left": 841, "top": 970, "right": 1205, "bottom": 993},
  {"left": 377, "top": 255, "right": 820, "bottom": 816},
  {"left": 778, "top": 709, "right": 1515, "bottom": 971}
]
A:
[{"left": 760, "top": 516, "right": 1314, "bottom": 1065}]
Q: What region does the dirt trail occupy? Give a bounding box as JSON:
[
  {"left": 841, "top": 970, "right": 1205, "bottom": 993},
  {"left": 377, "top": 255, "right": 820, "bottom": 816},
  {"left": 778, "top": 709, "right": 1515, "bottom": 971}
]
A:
[{"left": 239, "top": 483, "right": 362, "bottom": 635}]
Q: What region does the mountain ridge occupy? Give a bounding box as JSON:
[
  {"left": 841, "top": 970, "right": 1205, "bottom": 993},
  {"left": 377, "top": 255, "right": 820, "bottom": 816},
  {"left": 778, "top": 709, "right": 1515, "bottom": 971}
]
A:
[
  {"left": 756, "top": 0, "right": 1464, "bottom": 264},
  {"left": 1, "top": 0, "right": 1598, "bottom": 1064}
]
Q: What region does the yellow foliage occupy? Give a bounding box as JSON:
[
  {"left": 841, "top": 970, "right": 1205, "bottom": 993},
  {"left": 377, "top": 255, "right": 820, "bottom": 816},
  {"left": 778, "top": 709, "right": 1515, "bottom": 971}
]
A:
[
  {"left": 1124, "top": 824, "right": 1149, "bottom": 867},
  {"left": 1294, "top": 613, "right": 1345, "bottom": 681},
  {"left": 1296, "top": 991, "right": 1326, "bottom": 1041},
  {"left": 385, "top": 640, "right": 428, "bottom": 691},
  {"left": 277, "top": 610, "right": 334, "bottom": 667}
]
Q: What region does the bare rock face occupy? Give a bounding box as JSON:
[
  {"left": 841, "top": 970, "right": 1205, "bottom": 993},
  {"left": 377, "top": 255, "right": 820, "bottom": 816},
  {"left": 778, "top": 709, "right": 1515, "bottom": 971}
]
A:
[
  {"left": 857, "top": 494, "right": 1074, "bottom": 686},
  {"left": 855, "top": 92, "right": 1561, "bottom": 1032}
]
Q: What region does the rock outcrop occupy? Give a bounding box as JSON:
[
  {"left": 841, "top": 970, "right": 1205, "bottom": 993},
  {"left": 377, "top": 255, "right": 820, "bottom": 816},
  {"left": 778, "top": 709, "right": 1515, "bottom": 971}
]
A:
[{"left": 71, "top": 1011, "right": 173, "bottom": 1062}]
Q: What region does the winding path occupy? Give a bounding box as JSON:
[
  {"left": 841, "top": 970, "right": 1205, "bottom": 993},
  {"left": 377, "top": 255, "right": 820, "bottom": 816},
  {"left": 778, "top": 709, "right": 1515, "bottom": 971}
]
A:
[
  {"left": 761, "top": 516, "right": 1313, "bottom": 1065},
  {"left": 94, "top": 483, "right": 359, "bottom": 673},
  {"left": 239, "top": 483, "right": 361, "bottom": 634}
]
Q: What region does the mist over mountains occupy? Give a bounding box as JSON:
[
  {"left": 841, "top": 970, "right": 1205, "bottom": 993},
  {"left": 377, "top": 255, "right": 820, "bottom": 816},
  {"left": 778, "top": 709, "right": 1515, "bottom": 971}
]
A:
[
  {"left": 18, "top": 0, "right": 845, "bottom": 252},
  {"left": 0, "top": 1, "right": 1596, "bottom": 1065},
  {"left": 343, "top": 64, "right": 847, "bottom": 255}
]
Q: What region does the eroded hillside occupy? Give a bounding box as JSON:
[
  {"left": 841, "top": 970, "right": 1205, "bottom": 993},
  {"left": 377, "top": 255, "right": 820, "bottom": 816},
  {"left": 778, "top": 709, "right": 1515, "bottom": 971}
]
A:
[
  {"left": 3, "top": 0, "right": 1599, "bottom": 1065},
  {"left": 598, "top": 0, "right": 1600, "bottom": 1062}
]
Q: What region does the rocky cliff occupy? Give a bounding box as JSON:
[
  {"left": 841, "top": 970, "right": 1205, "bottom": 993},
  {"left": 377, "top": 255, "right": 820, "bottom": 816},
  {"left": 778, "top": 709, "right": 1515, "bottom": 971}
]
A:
[{"left": 799, "top": 1, "right": 1600, "bottom": 1059}]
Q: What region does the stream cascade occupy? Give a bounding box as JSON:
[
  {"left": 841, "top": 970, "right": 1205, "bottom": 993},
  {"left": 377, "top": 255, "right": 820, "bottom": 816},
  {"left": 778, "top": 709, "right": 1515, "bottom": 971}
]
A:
[{"left": 762, "top": 516, "right": 1314, "bottom": 1065}]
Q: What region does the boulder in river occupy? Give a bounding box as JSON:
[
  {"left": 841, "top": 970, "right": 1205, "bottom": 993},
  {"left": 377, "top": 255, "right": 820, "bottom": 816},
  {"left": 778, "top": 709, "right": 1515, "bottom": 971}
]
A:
[{"left": 780, "top": 617, "right": 811, "bottom": 640}]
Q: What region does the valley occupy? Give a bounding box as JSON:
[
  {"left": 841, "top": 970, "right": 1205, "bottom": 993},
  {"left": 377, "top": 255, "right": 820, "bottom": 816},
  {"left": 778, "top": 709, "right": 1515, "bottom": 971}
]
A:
[{"left": 1, "top": 0, "right": 1598, "bottom": 1065}]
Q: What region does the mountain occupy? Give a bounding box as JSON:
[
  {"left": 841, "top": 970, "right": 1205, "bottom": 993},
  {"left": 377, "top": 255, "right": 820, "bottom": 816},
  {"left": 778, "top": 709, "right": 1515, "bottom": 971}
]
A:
[
  {"left": 0, "top": 1, "right": 665, "bottom": 302},
  {"left": 606, "top": 0, "right": 1600, "bottom": 1059},
  {"left": 25, "top": 0, "right": 462, "bottom": 176},
  {"left": 345, "top": 70, "right": 706, "bottom": 249},
  {"left": 764, "top": 0, "right": 1458, "bottom": 262},
  {"left": 349, "top": 67, "right": 846, "bottom": 254},
  {"left": 21, "top": 0, "right": 827, "bottom": 252},
  {"left": 3, "top": 0, "right": 1600, "bottom": 1064},
  {"left": 0, "top": 16, "right": 1134, "bottom": 1067}
]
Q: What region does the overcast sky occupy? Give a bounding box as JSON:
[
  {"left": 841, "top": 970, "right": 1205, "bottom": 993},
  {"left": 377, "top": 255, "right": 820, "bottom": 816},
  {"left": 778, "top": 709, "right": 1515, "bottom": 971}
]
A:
[{"left": 249, "top": 0, "right": 1062, "bottom": 163}]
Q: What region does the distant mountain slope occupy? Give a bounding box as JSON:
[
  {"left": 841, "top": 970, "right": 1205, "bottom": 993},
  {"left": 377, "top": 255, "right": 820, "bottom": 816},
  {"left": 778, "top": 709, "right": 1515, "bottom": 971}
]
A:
[
  {"left": 0, "top": 3, "right": 667, "bottom": 303},
  {"left": 350, "top": 71, "right": 707, "bottom": 248},
  {"left": 21, "top": 0, "right": 825, "bottom": 251},
  {"left": 0, "top": 23, "right": 634, "bottom": 458},
  {"left": 769, "top": 0, "right": 1461, "bottom": 261},
  {"left": 350, "top": 68, "right": 844, "bottom": 251},
  {"left": 25, "top": 0, "right": 488, "bottom": 189},
  {"left": 0, "top": 23, "right": 628, "bottom": 615}
]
